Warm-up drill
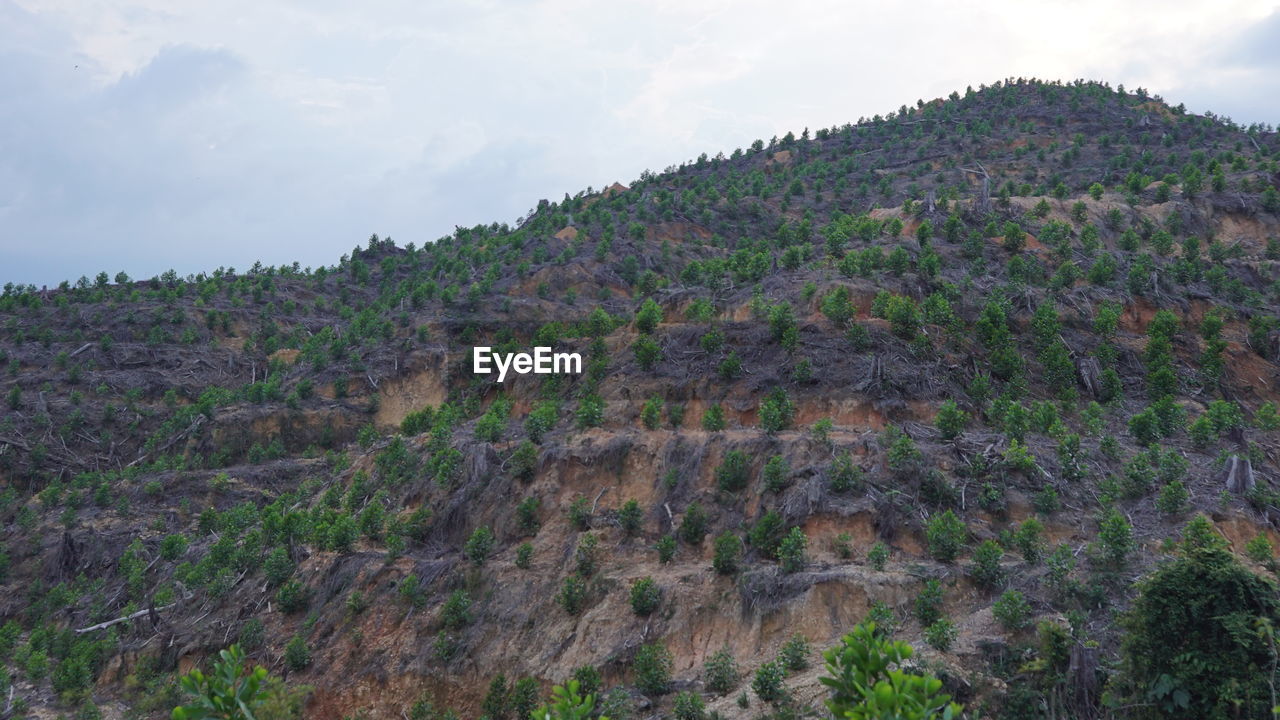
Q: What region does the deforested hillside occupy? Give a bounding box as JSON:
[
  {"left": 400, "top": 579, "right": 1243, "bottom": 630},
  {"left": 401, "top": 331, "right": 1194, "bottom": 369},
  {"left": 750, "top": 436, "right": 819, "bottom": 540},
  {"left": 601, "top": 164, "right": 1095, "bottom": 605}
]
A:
[{"left": 1, "top": 77, "right": 1279, "bottom": 720}]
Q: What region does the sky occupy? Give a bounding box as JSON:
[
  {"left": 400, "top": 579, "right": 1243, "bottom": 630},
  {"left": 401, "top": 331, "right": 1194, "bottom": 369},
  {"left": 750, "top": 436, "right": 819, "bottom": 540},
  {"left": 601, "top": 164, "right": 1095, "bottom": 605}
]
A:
[{"left": 1, "top": 0, "right": 1278, "bottom": 287}]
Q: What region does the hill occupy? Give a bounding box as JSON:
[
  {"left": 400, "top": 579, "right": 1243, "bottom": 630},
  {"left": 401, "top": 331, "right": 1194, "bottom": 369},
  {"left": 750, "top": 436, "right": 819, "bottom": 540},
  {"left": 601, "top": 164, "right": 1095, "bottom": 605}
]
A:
[{"left": 1, "top": 77, "right": 1280, "bottom": 720}]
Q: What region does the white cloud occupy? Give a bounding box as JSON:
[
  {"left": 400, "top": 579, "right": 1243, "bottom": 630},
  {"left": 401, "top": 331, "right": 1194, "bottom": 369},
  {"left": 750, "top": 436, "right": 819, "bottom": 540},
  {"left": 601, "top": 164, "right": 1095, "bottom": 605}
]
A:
[{"left": 0, "top": 0, "right": 1277, "bottom": 285}]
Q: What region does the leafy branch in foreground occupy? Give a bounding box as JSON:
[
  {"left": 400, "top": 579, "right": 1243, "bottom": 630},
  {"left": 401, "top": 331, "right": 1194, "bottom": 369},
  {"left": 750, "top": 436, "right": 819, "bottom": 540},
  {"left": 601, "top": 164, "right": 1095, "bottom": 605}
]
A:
[
  {"left": 172, "top": 645, "right": 268, "bottom": 720},
  {"left": 819, "top": 622, "right": 961, "bottom": 720}
]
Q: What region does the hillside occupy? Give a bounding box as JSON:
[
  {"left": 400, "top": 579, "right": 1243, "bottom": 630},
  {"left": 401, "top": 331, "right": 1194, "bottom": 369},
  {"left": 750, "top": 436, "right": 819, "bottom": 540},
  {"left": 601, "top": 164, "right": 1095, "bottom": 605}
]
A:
[{"left": 2, "top": 77, "right": 1280, "bottom": 720}]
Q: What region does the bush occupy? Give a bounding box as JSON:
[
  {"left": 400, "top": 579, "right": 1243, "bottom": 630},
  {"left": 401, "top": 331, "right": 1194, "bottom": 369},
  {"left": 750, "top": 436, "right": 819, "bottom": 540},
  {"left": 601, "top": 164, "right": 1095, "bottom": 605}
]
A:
[
  {"left": 1013, "top": 519, "right": 1045, "bottom": 564},
  {"left": 751, "top": 661, "right": 786, "bottom": 703},
  {"left": 680, "top": 503, "right": 708, "bottom": 545},
  {"left": 276, "top": 580, "right": 309, "bottom": 614},
  {"left": 993, "top": 589, "right": 1032, "bottom": 631},
  {"left": 968, "top": 539, "right": 1004, "bottom": 589},
  {"left": 867, "top": 542, "right": 889, "bottom": 571},
  {"left": 464, "top": 526, "right": 495, "bottom": 566},
  {"left": 283, "top": 635, "right": 310, "bottom": 671},
  {"left": 716, "top": 450, "right": 750, "bottom": 492},
  {"left": 632, "top": 336, "right": 663, "bottom": 370},
  {"left": 672, "top": 691, "right": 706, "bottom": 720},
  {"left": 819, "top": 622, "right": 960, "bottom": 719},
  {"left": 759, "top": 388, "right": 795, "bottom": 433},
  {"left": 777, "top": 527, "right": 807, "bottom": 573},
  {"left": 515, "top": 542, "right": 533, "bottom": 569},
  {"left": 656, "top": 535, "right": 676, "bottom": 563},
  {"left": 925, "top": 510, "right": 966, "bottom": 563},
  {"left": 441, "top": 589, "right": 471, "bottom": 628},
  {"left": 1116, "top": 515, "right": 1280, "bottom": 719},
  {"left": 1245, "top": 534, "right": 1274, "bottom": 564},
  {"left": 935, "top": 400, "right": 968, "bottom": 440},
  {"left": 1156, "top": 480, "right": 1189, "bottom": 515},
  {"left": 635, "top": 298, "right": 663, "bottom": 334},
  {"left": 924, "top": 618, "right": 957, "bottom": 651},
  {"left": 618, "top": 499, "right": 643, "bottom": 536},
  {"left": 1098, "top": 506, "right": 1134, "bottom": 566},
  {"left": 701, "top": 404, "right": 726, "bottom": 431},
  {"left": 633, "top": 643, "right": 673, "bottom": 695},
  {"left": 559, "top": 574, "right": 587, "bottom": 614},
  {"left": 827, "top": 452, "right": 862, "bottom": 493},
  {"left": 713, "top": 533, "right": 742, "bottom": 575},
  {"left": 915, "top": 579, "right": 944, "bottom": 627},
  {"left": 777, "top": 634, "right": 810, "bottom": 673},
  {"left": 640, "top": 396, "right": 663, "bottom": 430},
  {"left": 704, "top": 648, "right": 739, "bottom": 695},
  {"left": 762, "top": 455, "right": 791, "bottom": 493},
  {"left": 629, "top": 577, "right": 661, "bottom": 616},
  {"left": 749, "top": 510, "right": 787, "bottom": 557}
]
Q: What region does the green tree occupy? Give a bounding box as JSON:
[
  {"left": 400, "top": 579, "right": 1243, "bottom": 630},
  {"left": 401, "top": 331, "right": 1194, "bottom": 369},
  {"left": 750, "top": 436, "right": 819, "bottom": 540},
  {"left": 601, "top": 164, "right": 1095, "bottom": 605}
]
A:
[
  {"left": 533, "top": 680, "right": 607, "bottom": 720},
  {"left": 759, "top": 388, "right": 795, "bottom": 434},
  {"left": 925, "top": 511, "right": 966, "bottom": 563},
  {"left": 172, "top": 645, "right": 270, "bottom": 720},
  {"left": 819, "top": 622, "right": 962, "bottom": 720},
  {"left": 1116, "top": 515, "right": 1280, "bottom": 719}
]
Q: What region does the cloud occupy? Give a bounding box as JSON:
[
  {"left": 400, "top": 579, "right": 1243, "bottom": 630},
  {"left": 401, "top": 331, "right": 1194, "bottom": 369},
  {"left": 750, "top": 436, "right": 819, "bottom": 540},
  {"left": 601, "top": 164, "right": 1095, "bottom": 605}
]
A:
[{"left": 0, "top": 0, "right": 1277, "bottom": 286}]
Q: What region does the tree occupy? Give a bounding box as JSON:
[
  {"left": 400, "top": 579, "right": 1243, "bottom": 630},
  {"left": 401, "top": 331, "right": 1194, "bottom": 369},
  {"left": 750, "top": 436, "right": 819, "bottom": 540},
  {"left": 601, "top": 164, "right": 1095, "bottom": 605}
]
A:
[
  {"left": 778, "top": 527, "right": 808, "bottom": 573},
  {"left": 759, "top": 388, "right": 795, "bottom": 434},
  {"left": 629, "top": 577, "right": 661, "bottom": 616},
  {"left": 1116, "top": 516, "right": 1280, "bottom": 719},
  {"left": 633, "top": 643, "right": 673, "bottom": 695},
  {"left": 632, "top": 336, "right": 662, "bottom": 370},
  {"left": 172, "top": 645, "right": 270, "bottom": 720},
  {"left": 533, "top": 680, "right": 607, "bottom": 720},
  {"left": 934, "top": 400, "right": 967, "bottom": 440},
  {"left": 925, "top": 511, "right": 966, "bottom": 563},
  {"left": 819, "top": 622, "right": 962, "bottom": 720},
  {"left": 635, "top": 299, "right": 663, "bottom": 334},
  {"left": 464, "top": 526, "right": 494, "bottom": 566}
]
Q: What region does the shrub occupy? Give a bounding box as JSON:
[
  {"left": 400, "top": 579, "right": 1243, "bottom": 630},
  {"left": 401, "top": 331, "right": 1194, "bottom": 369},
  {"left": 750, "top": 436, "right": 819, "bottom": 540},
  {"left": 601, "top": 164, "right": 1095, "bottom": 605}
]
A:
[
  {"left": 1013, "top": 518, "right": 1045, "bottom": 564},
  {"left": 777, "top": 527, "right": 808, "bottom": 573},
  {"left": 464, "top": 526, "right": 495, "bottom": 566},
  {"left": 777, "top": 634, "right": 810, "bottom": 672},
  {"left": 656, "top": 535, "right": 676, "bottom": 563},
  {"left": 924, "top": 618, "right": 957, "bottom": 651},
  {"left": 632, "top": 336, "right": 662, "bottom": 370},
  {"left": 751, "top": 661, "right": 786, "bottom": 703},
  {"left": 867, "top": 542, "right": 889, "bottom": 571},
  {"left": 559, "top": 574, "right": 587, "bottom": 615},
  {"left": 672, "top": 691, "right": 705, "bottom": 720},
  {"left": 969, "top": 539, "right": 1005, "bottom": 589},
  {"left": 915, "top": 579, "right": 944, "bottom": 627},
  {"left": 276, "top": 580, "right": 309, "bottom": 614},
  {"left": 925, "top": 511, "right": 966, "bottom": 563},
  {"left": 568, "top": 496, "right": 591, "bottom": 530},
  {"left": 640, "top": 396, "right": 663, "bottom": 430},
  {"left": 283, "top": 635, "right": 310, "bottom": 671},
  {"left": 618, "top": 499, "right": 643, "bottom": 536},
  {"left": 680, "top": 503, "right": 708, "bottom": 545},
  {"left": 701, "top": 404, "right": 726, "bottom": 431},
  {"left": 935, "top": 400, "right": 968, "bottom": 440},
  {"left": 633, "top": 643, "right": 673, "bottom": 695},
  {"left": 762, "top": 455, "right": 791, "bottom": 493},
  {"left": 759, "top": 388, "right": 795, "bottom": 433},
  {"left": 993, "top": 589, "right": 1032, "bottom": 631},
  {"left": 629, "top": 577, "right": 661, "bottom": 616},
  {"left": 827, "top": 452, "right": 862, "bottom": 493},
  {"left": 749, "top": 511, "right": 787, "bottom": 557},
  {"left": 1246, "top": 534, "right": 1274, "bottom": 564},
  {"left": 440, "top": 589, "right": 471, "bottom": 628},
  {"left": 515, "top": 542, "right": 533, "bottom": 569},
  {"left": 704, "top": 648, "right": 739, "bottom": 695},
  {"left": 515, "top": 497, "right": 541, "bottom": 535},
  {"left": 819, "top": 622, "right": 961, "bottom": 719},
  {"left": 575, "top": 394, "right": 605, "bottom": 429},
  {"left": 635, "top": 298, "right": 663, "bottom": 334},
  {"left": 1156, "top": 480, "right": 1189, "bottom": 515},
  {"left": 716, "top": 450, "right": 750, "bottom": 492},
  {"left": 713, "top": 533, "right": 742, "bottom": 575}
]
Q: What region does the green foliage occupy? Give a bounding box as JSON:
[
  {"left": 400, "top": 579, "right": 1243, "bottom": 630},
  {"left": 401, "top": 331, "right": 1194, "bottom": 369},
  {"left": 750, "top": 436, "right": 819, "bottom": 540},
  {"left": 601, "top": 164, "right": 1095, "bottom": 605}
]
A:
[
  {"left": 992, "top": 590, "right": 1031, "bottom": 631},
  {"left": 464, "top": 526, "right": 495, "bottom": 566},
  {"left": 777, "top": 527, "right": 808, "bottom": 573},
  {"left": 700, "top": 404, "right": 726, "bottom": 431},
  {"left": 867, "top": 542, "right": 889, "bottom": 571},
  {"left": 762, "top": 455, "right": 791, "bottom": 493},
  {"left": 633, "top": 643, "right": 673, "bottom": 695},
  {"left": 533, "top": 680, "right": 606, "bottom": 720},
  {"left": 934, "top": 400, "right": 967, "bottom": 441},
  {"left": 923, "top": 619, "right": 957, "bottom": 652},
  {"left": 777, "top": 634, "right": 811, "bottom": 673},
  {"left": 618, "top": 499, "right": 643, "bottom": 537},
  {"left": 828, "top": 452, "right": 863, "bottom": 493},
  {"left": 819, "top": 622, "right": 961, "bottom": 720},
  {"left": 559, "top": 574, "right": 587, "bottom": 615},
  {"left": 629, "top": 577, "right": 661, "bottom": 616},
  {"left": 1097, "top": 506, "right": 1134, "bottom": 566},
  {"left": 968, "top": 539, "right": 1004, "bottom": 589},
  {"left": 672, "top": 691, "right": 705, "bottom": 720},
  {"left": 704, "top": 648, "right": 740, "bottom": 695},
  {"left": 715, "top": 450, "right": 750, "bottom": 492},
  {"left": 635, "top": 298, "right": 663, "bottom": 334},
  {"left": 172, "top": 645, "right": 271, "bottom": 720},
  {"left": 914, "top": 580, "right": 945, "bottom": 627},
  {"left": 759, "top": 388, "right": 795, "bottom": 434},
  {"left": 751, "top": 661, "right": 786, "bottom": 703},
  {"left": 680, "top": 502, "right": 709, "bottom": 545},
  {"left": 632, "top": 336, "right": 662, "bottom": 370},
  {"left": 283, "top": 636, "right": 310, "bottom": 671},
  {"left": 713, "top": 532, "right": 743, "bottom": 575},
  {"left": 1116, "top": 515, "right": 1280, "bottom": 719},
  {"left": 925, "top": 511, "right": 966, "bottom": 563}
]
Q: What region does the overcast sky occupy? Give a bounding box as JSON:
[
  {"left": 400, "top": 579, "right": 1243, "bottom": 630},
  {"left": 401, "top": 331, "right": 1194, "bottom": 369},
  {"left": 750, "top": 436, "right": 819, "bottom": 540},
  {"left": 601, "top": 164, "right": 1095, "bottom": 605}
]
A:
[{"left": 2, "top": 0, "right": 1278, "bottom": 286}]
